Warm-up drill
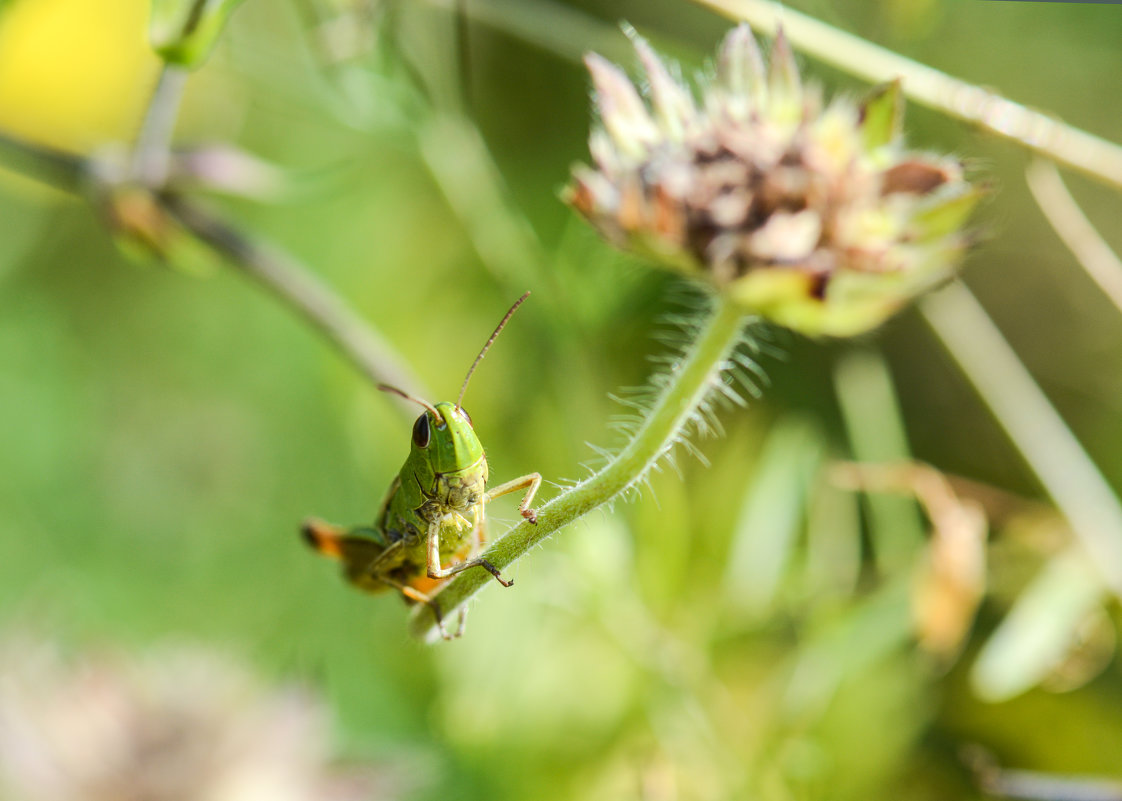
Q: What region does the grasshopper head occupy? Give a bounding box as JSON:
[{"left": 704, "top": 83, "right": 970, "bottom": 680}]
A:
[{"left": 411, "top": 401, "right": 485, "bottom": 475}]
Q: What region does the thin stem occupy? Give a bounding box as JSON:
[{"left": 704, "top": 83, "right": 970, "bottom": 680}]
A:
[
  {"left": 970, "top": 749, "right": 1122, "bottom": 801},
  {"left": 131, "top": 65, "right": 190, "bottom": 185},
  {"left": 690, "top": 0, "right": 1122, "bottom": 193},
  {"left": 408, "top": 294, "right": 747, "bottom": 639},
  {"left": 161, "top": 196, "right": 431, "bottom": 413},
  {"left": 921, "top": 282, "right": 1122, "bottom": 598},
  {"left": 0, "top": 130, "right": 84, "bottom": 192},
  {"left": 1025, "top": 159, "right": 1122, "bottom": 315}
]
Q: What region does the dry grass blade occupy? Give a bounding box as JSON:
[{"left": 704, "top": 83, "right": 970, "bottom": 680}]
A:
[{"left": 1026, "top": 159, "right": 1122, "bottom": 315}]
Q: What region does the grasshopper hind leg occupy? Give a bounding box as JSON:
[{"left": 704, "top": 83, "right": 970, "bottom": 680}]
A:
[{"left": 379, "top": 577, "right": 454, "bottom": 640}]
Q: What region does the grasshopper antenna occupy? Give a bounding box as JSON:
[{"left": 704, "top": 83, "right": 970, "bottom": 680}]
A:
[
  {"left": 377, "top": 384, "right": 440, "bottom": 418},
  {"left": 457, "top": 291, "right": 530, "bottom": 410}
]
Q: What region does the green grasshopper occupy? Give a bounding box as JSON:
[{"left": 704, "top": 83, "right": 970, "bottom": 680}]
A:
[{"left": 302, "top": 293, "right": 541, "bottom": 639}]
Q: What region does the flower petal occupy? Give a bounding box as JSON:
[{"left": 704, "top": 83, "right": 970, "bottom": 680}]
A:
[
  {"left": 749, "top": 209, "right": 822, "bottom": 262},
  {"left": 584, "top": 52, "right": 660, "bottom": 161},
  {"left": 628, "top": 30, "right": 696, "bottom": 140},
  {"left": 767, "top": 27, "right": 802, "bottom": 104},
  {"left": 717, "top": 24, "right": 766, "bottom": 105}
]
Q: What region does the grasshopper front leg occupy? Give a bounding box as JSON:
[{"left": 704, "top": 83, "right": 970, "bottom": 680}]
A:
[
  {"left": 425, "top": 473, "right": 541, "bottom": 587},
  {"left": 485, "top": 472, "right": 542, "bottom": 523},
  {"left": 426, "top": 517, "right": 514, "bottom": 587}
]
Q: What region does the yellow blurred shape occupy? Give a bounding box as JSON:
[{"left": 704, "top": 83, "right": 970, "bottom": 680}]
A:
[{"left": 0, "top": 0, "right": 160, "bottom": 153}]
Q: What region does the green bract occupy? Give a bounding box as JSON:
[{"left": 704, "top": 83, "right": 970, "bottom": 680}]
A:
[
  {"left": 565, "top": 25, "right": 983, "bottom": 337},
  {"left": 149, "top": 0, "right": 245, "bottom": 68}
]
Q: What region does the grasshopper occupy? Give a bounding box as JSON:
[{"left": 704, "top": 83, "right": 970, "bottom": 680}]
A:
[{"left": 302, "top": 293, "right": 541, "bottom": 639}]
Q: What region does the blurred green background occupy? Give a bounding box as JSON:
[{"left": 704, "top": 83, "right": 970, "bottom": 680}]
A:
[{"left": 2, "top": 0, "right": 1122, "bottom": 799}]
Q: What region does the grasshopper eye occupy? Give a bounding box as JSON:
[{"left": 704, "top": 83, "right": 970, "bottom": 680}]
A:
[
  {"left": 412, "top": 413, "right": 431, "bottom": 448},
  {"left": 460, "top": 408, "right": 473, "bottom": 427}
]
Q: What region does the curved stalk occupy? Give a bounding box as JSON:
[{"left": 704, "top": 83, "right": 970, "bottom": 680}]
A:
[
  {"left": 0, "top": 123, "right": 430, "bottom": 415},
  {"left": 0, "top": 131, "right": 84, "bottom": 192},
  {"left": 161, "top": 195, "right": 431, "bottom": 412},
  {"left": 1026, "top": 159, "right": 1122, "bottom": 315},
  {"left": 409, "top": 294, "right": 748, "bottom": 639}
]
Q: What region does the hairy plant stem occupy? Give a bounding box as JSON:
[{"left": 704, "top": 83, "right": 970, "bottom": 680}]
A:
[{"left": 408, "top": 294, "right": 747, "bottom": 639}]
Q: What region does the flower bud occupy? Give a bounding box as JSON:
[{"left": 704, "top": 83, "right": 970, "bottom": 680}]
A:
[{"left": 149, "top": 0, "right": 245, "bottom": 69}]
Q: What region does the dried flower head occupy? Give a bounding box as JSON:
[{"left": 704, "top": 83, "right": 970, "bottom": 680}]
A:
[{"left": 565, "top": 25, "right": 983, "bottom": 336}]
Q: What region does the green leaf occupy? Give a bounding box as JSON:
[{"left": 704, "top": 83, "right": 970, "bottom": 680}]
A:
[
  {"left": 783, "top": 578, "right": 913, "bottom": 719},
  {"left": 149, "top": 0, "right": 246, "bottom": 69},
  {"left": 860, "top": 80, "right": 903, "bottom": 151},
  {"left": 971, "top": 550, "right": 1106, "bottom": 702},
  {"left": 723, "top": 417, "right": 824, "bottom": 612}
]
